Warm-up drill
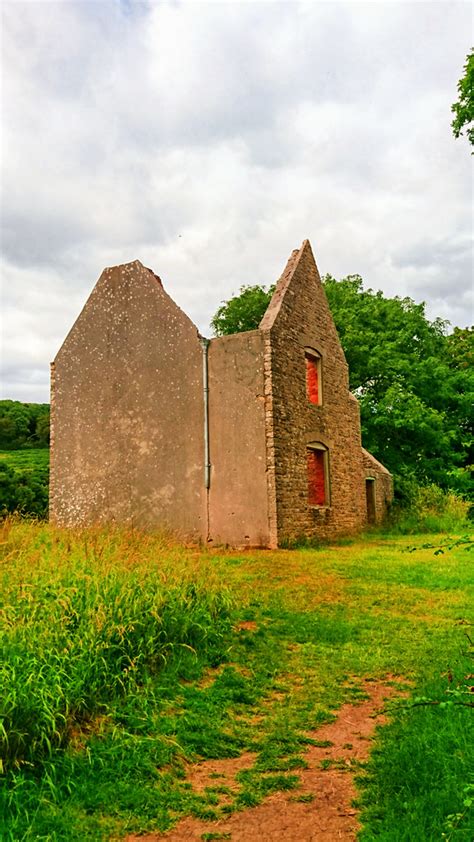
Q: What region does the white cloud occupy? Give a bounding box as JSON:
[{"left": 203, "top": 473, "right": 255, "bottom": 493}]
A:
[{"left": 1, "top": 0, "right": 472, "bottom": 401}]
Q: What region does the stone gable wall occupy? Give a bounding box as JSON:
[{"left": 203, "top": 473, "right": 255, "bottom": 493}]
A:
[
  {"left": 261, "top": 241, "right": 368, "bottom": 543},
  {"left": 50, "top": 261, "right": 206, "bottom": 538}
]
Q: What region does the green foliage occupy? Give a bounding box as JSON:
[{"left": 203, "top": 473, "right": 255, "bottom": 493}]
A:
[
  {"left": 322, "top": 274, "right": 473, "bottom": 496},
  {"left": 211, "top": 284, "right": 274, "bottom": 336},
  {"left": 0, "top": 450, "right": 49, "bottom": 518},
  {"left": 387, "top": 483, "right": 471, "bottom": 534},
  {"left": 451, "top": 48, "right": 474, "bottom": 148},
  {"left": 0, "top": 400, "right": 50, "bottom": 449}
]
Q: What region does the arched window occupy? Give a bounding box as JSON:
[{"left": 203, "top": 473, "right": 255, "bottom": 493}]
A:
[
  {"left": 305, "top": 348, "right": 322, "bottom": 405},
  {"left": 307, "top": 443, "right": 330, "bottom": 506}
]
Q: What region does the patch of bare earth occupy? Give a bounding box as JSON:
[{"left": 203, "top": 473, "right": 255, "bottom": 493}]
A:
[{"left": 126, "top": 677, "right": 406, "bottom": 842}]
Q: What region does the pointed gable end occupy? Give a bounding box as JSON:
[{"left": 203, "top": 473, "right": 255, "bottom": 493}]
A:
[
  {"left": 260, "top": 238, "right": 366, "bottom": 545},
  {"left": 54, "top": 260, "right": 195, "bottom": 365},
  {"left": 260, "top": 238, "right": 347, "bottom": 374}
]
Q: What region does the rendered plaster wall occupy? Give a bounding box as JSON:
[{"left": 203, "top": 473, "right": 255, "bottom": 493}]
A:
[
  {"left": 50, "top": 261, "right": 206, "bottom": 538},
  {"left": 260, "top": 241, "right": 368, "bottom": 543},
  {"left": 362, "top": 448, "right": 393, "bottom": 524},
  {"left": 208, "top": 330, "right": 269, "bottom": 547}
]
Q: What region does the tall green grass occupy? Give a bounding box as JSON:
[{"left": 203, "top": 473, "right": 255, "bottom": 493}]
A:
[{"left": 1, "top": 520, "right": 233, "bottom": 774}]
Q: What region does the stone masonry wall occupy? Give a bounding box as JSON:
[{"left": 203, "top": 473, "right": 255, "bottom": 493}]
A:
[
  {"left": 208, "top": 330, "right": 269, "bottom": 547},
  {"left": 50, "top": 261, "right": 206, "bottom": 538},
  {"left": 362, "top": 448, "right": 393, "bottom": 524},
  {"left": 260, "top": 241, "right": 368, "bottom": 543}
]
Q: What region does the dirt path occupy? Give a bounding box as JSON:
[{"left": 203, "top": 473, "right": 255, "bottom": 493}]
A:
[{"left": 126, "top": 678, "right": 402, "bottom": 842}]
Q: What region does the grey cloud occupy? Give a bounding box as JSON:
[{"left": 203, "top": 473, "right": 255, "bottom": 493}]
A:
[
  {"left": 392, "top": 237, "right": 472, "bottom": 272},
  {"left": 1, "top": 370, "right": 50, "bottom": 403},
  {"left": 1, "top": 0, "right": 472, "bottom": 402},
  {"left": 389, "top": 236, "right": 473, "bottom": 316},
  {"left": 2, "top": 211, "right": 92, "bottom": 269}
]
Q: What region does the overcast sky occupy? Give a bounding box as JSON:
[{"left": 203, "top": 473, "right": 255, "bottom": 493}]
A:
[{"left": 1, "top": 0, "right": 472, "bottom": 403}]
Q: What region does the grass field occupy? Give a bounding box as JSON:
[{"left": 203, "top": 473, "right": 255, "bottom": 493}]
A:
[
  {"left": 1, "top": 520, "right": 473, "bottom": 841},
  {"left": 0, "top": 448, "right": 49, "bottom": 473}
]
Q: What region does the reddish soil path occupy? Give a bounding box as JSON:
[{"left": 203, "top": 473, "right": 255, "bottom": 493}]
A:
[{"left": 127, "top": 678, "right": 403, "bottom": 842}]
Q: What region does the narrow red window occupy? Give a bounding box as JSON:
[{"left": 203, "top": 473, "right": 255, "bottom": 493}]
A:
[
  {"left": 305, "top": 351, "right": 322, "bottom": 404},
  {"left": 306, "top": 357, "right": 319, "bottom": 404},
  {"left": 307, "top": 448, "right": 326, "bottom": 506}
]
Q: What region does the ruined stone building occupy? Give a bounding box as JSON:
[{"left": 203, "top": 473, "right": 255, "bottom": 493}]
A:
[{"left": 50, "top": 239, "right": 392, "bottom": 546}]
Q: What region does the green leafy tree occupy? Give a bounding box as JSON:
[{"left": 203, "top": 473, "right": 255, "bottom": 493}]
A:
[
  {"left": 0, "top": 401, "right": 50, "bottom": 449},
  {"left": 444, "top": 327, "right": 474, "bottom": 495},
  {"left": 446, "top": 326, "right": 474, "bottom": 369},
  {"left": 35, "top": 410, "right": 50, "bottom": 446},
  {"left": 211, "top": 284, "right": 274, "bottom": 336},
  {"left": 0, "top": 403, "right": 30, "bottom": 448},
  {"left": 451, "top": 48, "right": 474, "bottom": 148},
  {"left": 322, "top": 274, "right": 472, "bottom": 495}
]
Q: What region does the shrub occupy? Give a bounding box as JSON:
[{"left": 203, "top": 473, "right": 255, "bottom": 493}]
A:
[
  {"left": 388, "top": 482, "right": 470, "bottom": 534},
  {"left": 0, "top": 461, "right": 49, "bottom": 519}
]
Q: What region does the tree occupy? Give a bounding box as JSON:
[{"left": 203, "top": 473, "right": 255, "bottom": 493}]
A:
[
  {"left": 211, "top": 284, "right": 274, "bottom": 336},
  {"left": 35, "top": 410, "right": 50, "bottom": 446},
  {"left": 0, "top": 401, "right": 50, "bottom": 449},
  {"left": 0, "top": 462, "right": 49, "bottom": 518},
  {"left": 0, "top": 402, "right": 31, "bottom": 449},
  {"left": 322, "top": 274, "right": 473, "bottom": 494},
  {"left": 445, "top": 327, "right": 474, "bottom": 495},
  {"left": 451, "top": 48, "right": 474, "bottom": 148}
]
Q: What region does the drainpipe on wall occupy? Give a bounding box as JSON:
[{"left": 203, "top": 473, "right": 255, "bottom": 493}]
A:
[{"left": 200, "top": 337, "right": 211, "bottom": 490}]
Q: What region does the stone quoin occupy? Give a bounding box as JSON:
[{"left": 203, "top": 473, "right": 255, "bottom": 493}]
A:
[{"left": 50, "top": 240, "right": 392, "bottom": 547}]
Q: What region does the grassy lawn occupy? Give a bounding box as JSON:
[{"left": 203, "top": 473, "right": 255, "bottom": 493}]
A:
[
  {"left": 0, "top": 448, "right": 50, "bottom": 473},
  {"left": 1, "top": 521, "right": 473, "bottom": 841}
]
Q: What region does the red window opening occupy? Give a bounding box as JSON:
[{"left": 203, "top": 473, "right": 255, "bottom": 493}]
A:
[
  {"left": 307, "top": 448, "right": 326, "bottom": 506},
  {"left": 306, "top": 355, "right": 320, "bottom": 404}
]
